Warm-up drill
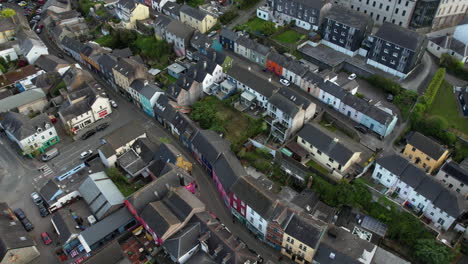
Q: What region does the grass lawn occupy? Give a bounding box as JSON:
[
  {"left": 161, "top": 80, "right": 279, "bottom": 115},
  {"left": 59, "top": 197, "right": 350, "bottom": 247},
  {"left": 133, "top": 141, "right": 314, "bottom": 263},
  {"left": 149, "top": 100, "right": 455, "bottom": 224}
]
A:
[
  {"left": 239, "top": 17, "right": 277, "bottom": 35},
  {"left": 427, "top": 82, "right": 468, "bottom": 136},
  {"left": 306, "top": 160, "right": 329, "bottom": 175},
  {"left": 273, "top": 30, "right": 304, "bottom": 44}
]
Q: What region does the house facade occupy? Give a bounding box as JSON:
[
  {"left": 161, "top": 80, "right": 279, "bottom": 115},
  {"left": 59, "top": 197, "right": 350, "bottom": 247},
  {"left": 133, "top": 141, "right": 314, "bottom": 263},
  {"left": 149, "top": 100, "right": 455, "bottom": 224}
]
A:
[
  {"left": 1, "top": 112, "right": 59, "bottom": 155},
  {"left": 179, "top": 5, "right": 217, "bottom": 33},
  {"left": 402, "top": 132, "right": 449, "bottom": 174},
  {"left": 219, "top": 28, "right": 239, "bottom": 51},
  {"left": 435, "top": 161, "right": 468, "bottom": 196},
  {"left": 266, "top": 52, "right": 289, "bottom": 76},
  {"left": 365, "top": 22, "right": 427, "bottom": 78},
  {"left": 372, "top": 155, "right": 465, "bottom": 230},
  {"left": 165, "top": 20, "right": 194, "bottom": 57},
  {"left": 267, "top": 0, "right": 325, "bottom": 30},
  {"left": 116, "top": 0, "right": 150, "bottom": 29}
]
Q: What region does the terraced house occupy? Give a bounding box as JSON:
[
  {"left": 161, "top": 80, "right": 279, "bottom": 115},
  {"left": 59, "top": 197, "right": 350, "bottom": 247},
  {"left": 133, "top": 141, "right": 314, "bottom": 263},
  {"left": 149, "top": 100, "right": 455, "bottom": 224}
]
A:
[
  {"left": 179, "top": 5, "right": 217, "bottom": 33},
  {"left": 267, "top": 0, "right": 328, "bottom": 31},
  {"left": 403, "top": 132, "right": 449, "bottom": 174}
]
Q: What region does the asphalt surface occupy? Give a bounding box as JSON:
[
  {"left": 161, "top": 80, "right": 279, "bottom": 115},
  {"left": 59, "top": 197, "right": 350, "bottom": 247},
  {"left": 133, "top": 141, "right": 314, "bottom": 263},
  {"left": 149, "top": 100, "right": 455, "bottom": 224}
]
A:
[{"left": 29, "top": 24, "right": 290, "bottom": 263}]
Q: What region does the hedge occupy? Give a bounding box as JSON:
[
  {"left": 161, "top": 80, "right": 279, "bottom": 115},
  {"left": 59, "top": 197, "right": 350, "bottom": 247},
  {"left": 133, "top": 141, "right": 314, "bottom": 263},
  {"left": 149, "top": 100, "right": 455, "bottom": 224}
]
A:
[{"left": 422, "top": 68, "right": 445, "bottom": 108}]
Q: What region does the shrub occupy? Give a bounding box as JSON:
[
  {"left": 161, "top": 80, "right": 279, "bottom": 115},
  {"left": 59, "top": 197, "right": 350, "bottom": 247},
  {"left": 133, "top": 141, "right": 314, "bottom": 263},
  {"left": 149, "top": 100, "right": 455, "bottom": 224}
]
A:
[
  {"left": 219, "top": 10, "right": 239, "bottom": 25},
  {"left": 423, "top": 68, "right": 445, "bottom": 108},
  {"left": 440, "top": 53, "right": 468, "bottom": 81},
  {"left": 366, "top": 75, "right": 401, "bottom": 95}
]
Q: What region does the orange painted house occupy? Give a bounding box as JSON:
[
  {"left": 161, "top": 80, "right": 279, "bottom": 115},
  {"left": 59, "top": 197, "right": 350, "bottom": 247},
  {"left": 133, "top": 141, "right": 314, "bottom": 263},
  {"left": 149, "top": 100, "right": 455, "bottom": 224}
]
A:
[{"left": 266, "top": 52, "right": 288, "bottom": 76}]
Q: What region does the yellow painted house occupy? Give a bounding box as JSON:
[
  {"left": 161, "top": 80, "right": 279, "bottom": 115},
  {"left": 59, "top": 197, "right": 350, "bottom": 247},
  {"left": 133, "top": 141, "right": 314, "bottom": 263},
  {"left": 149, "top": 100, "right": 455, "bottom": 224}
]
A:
[
  {"left": 281, "top": 214, "right": 326, "bottom": 264},
  {"left": 179, "top": 5, "right": 217, "bottom": 33},
  {"left": 0, "top": 14, "right": 27, "bottom": 44},
  {"left": 403, "top": 131, "right": 449, "bottom": 174},
  {"left": 115, "top": 0, "right": 149, "bottom": 29}
]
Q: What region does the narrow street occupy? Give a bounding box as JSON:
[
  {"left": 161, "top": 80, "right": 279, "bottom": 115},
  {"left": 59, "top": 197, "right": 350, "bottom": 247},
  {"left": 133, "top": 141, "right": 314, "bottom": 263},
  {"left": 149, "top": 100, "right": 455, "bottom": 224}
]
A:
[
  {"left": 227, "top": 0, "right": 265, "bottom": 30},
  {"left": 38, "top": 32, "right": 288, "bottom": 263}
]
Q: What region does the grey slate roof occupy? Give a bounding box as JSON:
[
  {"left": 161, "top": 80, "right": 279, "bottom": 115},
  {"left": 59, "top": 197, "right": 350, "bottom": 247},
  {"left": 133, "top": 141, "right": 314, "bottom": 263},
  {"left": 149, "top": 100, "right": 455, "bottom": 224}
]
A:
[
  {"left": 97, "top": 54, "right": 118, "bottom": 71},
  {"left": 39, "top": 180, "right": 60, "bottom": 202},
  {"left": 0, "top": 89, "right": 46, "bottom": 113},
  {"left": 284, "top": 214, "right": 324, "bottom": 247},
  {"left": 79, "top": 207, "right": 134, "bottom": 246},
  {"left": 0, "top": 203, "right": 36, "bottom": 261},
  {"left": 141, "top": 201, "right": 179, "bottom": 238},
  {"left": 319, "top": 80, "right": 347, "bottom": 99},
  {"left": 82, "top": 240, "right": 126, "bottom": 264},
  {"left": 0, "top": 112, "right": 52, "bottom": 141},
  {"left": 190, "top": 130, "right": 230, "bottom": 164},
  {"left": 377, "top": 154, "right": 466, "bottom": 217},
  {"left": 407, "top": 132, "right": 447, "bottom": 160},
  {"left": 190, "top": 31, "right": 211, "bottom": 49},
  {"left": 374, "top": 22, "right": 426, "bottom": 51},
  {"left": 213, "top": 152, "right": 246, "bottom": 191},
  {"left": 236, "top": 36, "right": 270, "bottom": 55},
  {"left": 220, "top": 28, "right": 239, "bottom": 42},
  {"left": 269, "top": 93, "right": 300, "bottom": 117},
  {"left": 325, "top": 5, "right": 372, "bottom": 29},
  {"left": 117, "top": 0, "right": 136, "bottom": 10},
  {"left": 103, "top": 120, "right": 145, "bottom": 152},
  {"left": 180, "top": 5, "right": 207, "bottom": 21},
  {"left": 298, "top": 124, "right": 356, "bottom": 165},
  {"left": 267, "top": 52, "right": 289, "bottom": 66},
  {"left": 286, "top": 60, "right": 308, "bottom": 76},
  {"left": 59, "top": 95, "right": 97, "bottom": 121},
  {"left": 364, "top": 105, "right": 394, "bottom": 125},
  {"left": 227, "top": 65, "right": 279, "bottom": 98},
  {"left": 162, "top": 2, "right": 181, "bottom": 16},
  {"left": 34, "top": 54, "right": 68, "bottom": 72},
  {"left": 167, "top": 20, "right": 194, "bottom": 39},
  {"left": 441, "top": 161, "right": 468, "bottom": 185},
  {"left": 164, "top": 223, "right": 200, "bottom": 259},
  {"left": 342, "top": 93, "right": 368, "bottom": 112},
  {"left": 230, "top": 175, "right": 275, "bottom": 217},
  {"left": 153, "top": 94, "right": 177, "bottom": 122}
]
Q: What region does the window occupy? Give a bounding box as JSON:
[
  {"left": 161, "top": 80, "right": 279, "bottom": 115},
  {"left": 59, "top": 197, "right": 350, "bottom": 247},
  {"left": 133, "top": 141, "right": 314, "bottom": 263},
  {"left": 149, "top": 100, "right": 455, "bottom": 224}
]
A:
[
  {"left": 411, "top": 198, "right": 415, "bottom": 202},
  {"left": 250, "top": 217, "right": 254, "bottom": 222},
  {"left": 382, "top": 56, "right": 386, "bottom": 61},
  {"left": 393, "top": 52, "right": 398, "bottom": 57},
  {"left": 411, "top": 147, "right": 416, "bottom": 151},
  {"left": 317, "top": 150, "right": 322, "bottom": 155},
  {"left": 49, "top": 131, "right": 53, "bottom": 135},
  {"left": 41, "top": 136, "right": 45, "bottom": 140},
  {"left": 461, "top": 183, "right": 464, "bottom": 187},
  {"left": 384, "top": 48, "right": 389, "bottom": 53},
  {"left": 372, "top": 1, "right": 376, "bottom": 6},
  {"left": 456, "top": 188, "right": 460, "bottom": 193},
  {"left": 259, "top": 224, "right": 262, "bottom": 230},
  {"left": 376, "top": 172, "right": 382, "bottom": 179},
  {"left": 430, "top": 212, "right": 434, "bottom": 216},
  {"left": 423, "top": 163, "right": 427, "bottom": 168},
  {"left": 395, "top": 8, "right": 399, "bottom": 14},
  {"left": 402, "top": 10, "right": 406, "bottom": 15},
  {"left": 449, "top": 184, "right": 453, "bottom": 188},
  {"left": 404, "top": 191, "right": 407, "bottom": 195},
  {"left": 386, "top": 5, "right": 389, "bottom": 11},
  {"left": 329, "top": 158, "right": 334, "bottom": 163},
  {"left": 379, "top": 3, "right": 383, "bottom": 8},
  {"left": 233, "top": 202, "right": 237, "bottom": 209},
  {"left": 426, "top": 157, "right": 430, "bottom": 161},
  {"left": 241, "top": 208, "right": 245, "bottom": 215}
]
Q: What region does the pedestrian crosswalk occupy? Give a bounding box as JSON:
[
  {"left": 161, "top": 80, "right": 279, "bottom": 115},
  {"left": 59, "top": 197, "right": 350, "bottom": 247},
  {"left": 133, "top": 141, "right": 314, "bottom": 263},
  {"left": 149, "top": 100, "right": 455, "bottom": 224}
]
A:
[{"left": 38, "top": 164, "right": 54, "bottom": 177}]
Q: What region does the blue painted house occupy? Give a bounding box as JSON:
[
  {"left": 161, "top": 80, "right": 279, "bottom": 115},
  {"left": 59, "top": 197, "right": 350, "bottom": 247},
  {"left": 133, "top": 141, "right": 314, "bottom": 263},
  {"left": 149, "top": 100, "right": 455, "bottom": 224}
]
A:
[
  {"left": 219, "top": 28, "right": 239, "bottom": 51},
  {"left": 360, "top": 105, "right": 398, "bottom": 138},
  {"left": 190, "top": 130, "right": 230, "bottom": 174},
  {"left": 129, "top": 79, "right": 164, "bottom": 117}
]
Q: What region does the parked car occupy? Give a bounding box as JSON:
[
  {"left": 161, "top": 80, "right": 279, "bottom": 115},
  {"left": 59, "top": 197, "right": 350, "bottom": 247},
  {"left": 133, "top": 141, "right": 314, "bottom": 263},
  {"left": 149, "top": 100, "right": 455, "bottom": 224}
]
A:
[
  {"left": 21, "top": 218, "right": 34, "bottom": 232},
  {"left": 354, "top": 125, "right": 368, "bottom": 134},
  {"left": 96, "top": 122, "right": 109, "bottom": 131},
  {"left": 30, "top": 192, "right": 42, "bottom": 205},
  {"left": 33, "top": 15, "right": 40, "bottom": 20},
  {"left": 386, "top": 93, "right": 394, "bottom": 102},
  {"left": 38, "top": 203, "right": 49, "bottom": 217},
  {"left": 81, "top": 129, "right": 96, "bottom": 140},
  {"left": 41, "top": 232, "right": 52, "bottom": 245},
  {"left": 80, "top": 150, "right": 93, "bottom": 160},
  {"left": 14, "top": 208, "right": 26, "bottom": 220},
  {"left": 348, "top": 73, "right": 357, "bottom": 80},
  {"left": 35, "top": 27, "right": 42, "bottom": 34},
  {"left": 110, "top": 100, "right": 118, "bottom": 108},
  {"left": 280, "top": 78, "right": 290, "bottom": 86},
  {"left": 18, "top": 1, "right": 27, "bottom": 6}
]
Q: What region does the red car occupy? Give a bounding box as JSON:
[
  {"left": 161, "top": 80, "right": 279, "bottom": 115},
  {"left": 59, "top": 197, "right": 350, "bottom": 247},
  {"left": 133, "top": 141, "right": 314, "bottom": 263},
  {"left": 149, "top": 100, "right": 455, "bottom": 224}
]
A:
[{"left": 41, "top": 232, "right": 52, "bottom": 245}]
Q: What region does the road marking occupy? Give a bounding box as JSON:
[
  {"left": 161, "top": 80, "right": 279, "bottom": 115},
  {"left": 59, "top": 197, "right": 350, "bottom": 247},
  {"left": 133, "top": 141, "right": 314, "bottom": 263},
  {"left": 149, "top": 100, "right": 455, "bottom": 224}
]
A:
[{"left": 39, "top": 164, "right": 54, "bottom": 177}]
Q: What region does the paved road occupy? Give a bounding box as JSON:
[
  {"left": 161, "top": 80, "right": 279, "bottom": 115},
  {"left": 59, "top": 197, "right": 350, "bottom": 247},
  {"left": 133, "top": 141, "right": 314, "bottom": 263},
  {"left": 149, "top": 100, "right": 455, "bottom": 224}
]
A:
[
  {"left": 401, "top": 51, "right": 438, "bottom": 94},
  {"left": 227, "top": 0, "right": 265, "bottom": 30},
  {"left": 38, "top": 31, "right": 288, "bottom": 263}
]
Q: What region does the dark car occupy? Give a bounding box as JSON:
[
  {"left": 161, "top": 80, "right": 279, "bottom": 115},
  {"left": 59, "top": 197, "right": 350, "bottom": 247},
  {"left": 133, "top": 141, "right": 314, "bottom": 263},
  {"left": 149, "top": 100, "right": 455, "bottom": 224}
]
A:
[
  {"left": 38, "top": 203, "right": 49, "bottom": 217},
  {"left": 14, "top": 208, "right": 26, "bottom": 220},
  {"left": 81, "top": 129, "right": 96, "bottom": 140},
  {"left": 354, "top": 125, "right": 368, "bottom": 134},
  {"left": 96, "top": 122, "right": 109, "bottom": 131},
  {"left": 386, "top": 93, "right": 394, "bottom": 102},
  {"left": 21, "top": 218, "right": 34, "bottom": 232}
]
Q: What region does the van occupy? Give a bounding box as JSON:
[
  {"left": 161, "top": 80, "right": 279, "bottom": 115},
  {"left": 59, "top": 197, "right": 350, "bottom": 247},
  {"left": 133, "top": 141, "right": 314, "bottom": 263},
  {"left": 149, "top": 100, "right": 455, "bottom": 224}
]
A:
[{"left": 41, "top": 148, "right": 59, "bottom": 161}]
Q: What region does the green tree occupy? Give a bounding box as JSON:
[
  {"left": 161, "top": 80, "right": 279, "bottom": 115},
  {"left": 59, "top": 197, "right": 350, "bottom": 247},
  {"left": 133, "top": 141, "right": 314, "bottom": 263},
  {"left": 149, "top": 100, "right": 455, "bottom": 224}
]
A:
[
  {"left": 261, "top": 22, "right": 276, "bottom": 36},
  {"left": 0, "top": 8, "right": 16, "bottom": 18},
  {"left": 191, "top": 99, "right": 218, "bottom": 129},
  {"left": 414, "top": 239, "right": 453, "bottom": 264}
]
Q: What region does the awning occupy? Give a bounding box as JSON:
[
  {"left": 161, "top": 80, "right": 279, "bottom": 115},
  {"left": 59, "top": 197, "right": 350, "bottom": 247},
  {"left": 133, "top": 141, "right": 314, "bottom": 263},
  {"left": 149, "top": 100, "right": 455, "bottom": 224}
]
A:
[{"left": 241, "top": 91, "right": 255, "bottom": 102}]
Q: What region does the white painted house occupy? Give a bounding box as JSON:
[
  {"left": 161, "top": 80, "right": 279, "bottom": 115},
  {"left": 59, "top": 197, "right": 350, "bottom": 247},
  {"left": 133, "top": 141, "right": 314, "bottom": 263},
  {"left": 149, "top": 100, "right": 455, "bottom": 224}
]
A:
[
  {"left": 0, "top": 112, "right": 59, "bottom": 155},
  {"left": 17, "top": 30, "right": 49, "bottom": 64},
  {"left": 317, "top": 80, "right": 347, "bottom": 111},
  {"left": 372, "top": 155, "right": 466, "bottom": 230}
]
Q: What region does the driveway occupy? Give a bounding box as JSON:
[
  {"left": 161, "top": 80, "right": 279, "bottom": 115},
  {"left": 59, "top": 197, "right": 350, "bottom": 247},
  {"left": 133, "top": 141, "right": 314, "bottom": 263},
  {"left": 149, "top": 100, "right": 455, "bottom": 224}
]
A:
[
  {"left": 401, "top": 51, "right": 438, "bottom": 94},
  {"left": 227, "top": 0, "right": 265, "bottom": 29}
]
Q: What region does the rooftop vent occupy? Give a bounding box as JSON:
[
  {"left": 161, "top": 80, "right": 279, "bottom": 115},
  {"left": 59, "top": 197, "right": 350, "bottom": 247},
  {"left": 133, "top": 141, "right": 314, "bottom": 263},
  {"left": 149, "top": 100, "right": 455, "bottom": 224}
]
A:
[{"left": 329, "top": 253, "right": 336, "bottom": 259}]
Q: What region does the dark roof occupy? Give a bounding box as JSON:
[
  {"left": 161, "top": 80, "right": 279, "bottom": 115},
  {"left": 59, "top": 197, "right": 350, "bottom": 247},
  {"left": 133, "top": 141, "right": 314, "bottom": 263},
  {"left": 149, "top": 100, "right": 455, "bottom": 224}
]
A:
[
  {"left": 236, "top": 36, "right": 270, "bottom": 55},
  {"left": 167, "top": 20, "right": 194, "bottom": 39},
  {"left": 97, "top": 54, "right": 117, "bottom": 70},
  {"left": 220, "top": 28, "right": 239, "bottom": 41},
  {"left": 153, "top": 143, "right": 180, "bottom": 164},
  {"left": 319, "top": 80, "right": 347, "bottom": 99},
  {"left": 268, "top": 93, "right": 301, "bottom": 117},
  {"left": 153, "top": 94, "right": 177, "bottom": 122},
  {"left": 163, "top": 223, "right": 200, "bottom": 259},
  {"left": 230, "top": 175, "right": 275, "bottom": 217},
  {"left": 185, "top": 251, "right": 217, "bottom": 264},
  {"left": 180, "top": 5, "right": 207, "bottom": 21},
  {"left": 34, "top": 54, "right": 68, "bottom": 72},
  {"left": 363, "top": 105, "right": 395, "bottom": 125},
  {"left": 286, "top": 60, "right": 308, "bottom": 76},
  {"left": 59, "top": 95, "right": 97, "bottom": 121},
  {"left": 79, "top": 207, "right": 134, "bottom": 246},
  {"left": 342, "top": 94, "right": 368, "bottom": 112},
  {"left": 407, "top": 132, "right": 447, "bottom": 160},
  {"left": 51, "top": 210, "right": 74, "bottom": 244},
  {"left": 132, "top": 138, "right": 159, "bottom": 164},
  {"left": 441, "top": 161, "right": 468, "bottom": 185},
  {"left": 162, "top": 1, "right": 181, "bottom": 16},
  {"left": 103, "top": 120, "right": 145, "bottom": 152},
  {"left": 190, "top": 130, "right": 230, "bottom": 164},
  {"left": 227, "top": 65, "right": 279, "bottom": 98},
  {"left": 117, "top": 0, "right": 136, "bottom": 10},
  {"left": 190, "top": 31, "right": 211, "bottom": 49},
  {"left": 213, "top": 152, "right": 246, "bottom": 191},
  {"left": 298, "top": 124, "right": 356, "bottom": 165},
  {"left": 141, "top": 201, "right": 180, "bottom": 238},
  {"left": 374, "top": 22, "right": 426, "bottom": 51},
  {"left": 267, "top": 52, "right": 289, "bottom": 66},
  {"left": 39, "top": 180, "right": 60, "bottom": 202},
  {"left": 325, "top": 5, "right": 372, "bottom": 29},
  {"left": 284, "top": 214, "right": 324, "bottom": 247},
  {"left": 314, "top": 243, "right": 360, "bottom": 264},
  {"left": 1, "top": 112, "right": 53, "bottom": 141},
  {"left": 82, "top": 240, "right": 126, "bottom": 264},
  {"left": 112, "top": 48, "right": 133, "bottom": 58},
  {"left": 0, "top": 203, "right": 36, "bottom": 261},
  {"left": 378, "top": 155, "right": 466, "bottom": 217}
]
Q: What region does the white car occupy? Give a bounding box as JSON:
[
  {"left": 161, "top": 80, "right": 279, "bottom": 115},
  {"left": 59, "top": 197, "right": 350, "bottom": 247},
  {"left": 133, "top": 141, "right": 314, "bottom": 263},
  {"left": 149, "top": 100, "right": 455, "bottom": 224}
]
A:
[
  {"left": 80, "top": 150, "right": 93, "bottom": 160},
  {"left": 31, "top": 192, "right": 42, "bottom": 205},
  {"left": 280, "top": 78, "right": 291, "bottom": 86},
  {"left": 110, "top": 100, "right": 118, "bottom": 108},
  {"left": 348, "top": 73, "right": 357, "bottom": 80}
]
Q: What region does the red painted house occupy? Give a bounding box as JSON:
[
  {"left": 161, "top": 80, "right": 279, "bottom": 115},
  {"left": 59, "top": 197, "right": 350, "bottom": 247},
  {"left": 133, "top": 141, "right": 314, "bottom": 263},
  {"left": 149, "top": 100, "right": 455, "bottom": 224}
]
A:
[
  {"left": 266, "top": 52, "right": 289, "bottom": 76},
  {"left": 230, "top": 191, "right": 247, "bottom": 223}
]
